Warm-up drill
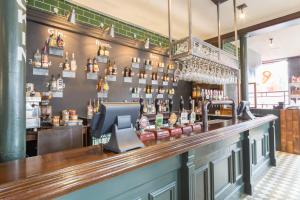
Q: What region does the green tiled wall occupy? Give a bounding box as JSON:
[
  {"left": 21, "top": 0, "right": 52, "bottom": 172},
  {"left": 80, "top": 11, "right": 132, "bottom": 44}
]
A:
[
  {"left": 223, "top": 42, "right": 239, "bottom": 57},
  {"left": 26, "top": 0, "right": 169, "bottom": 47}
]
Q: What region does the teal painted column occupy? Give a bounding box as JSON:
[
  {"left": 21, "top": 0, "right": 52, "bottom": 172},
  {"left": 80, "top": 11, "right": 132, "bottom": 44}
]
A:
[
  {"left": 240, "top": 35, "right": 249, "bottom": 101},
  {"left": 0, "top": 0, "right": 26, "bottom": 162}
]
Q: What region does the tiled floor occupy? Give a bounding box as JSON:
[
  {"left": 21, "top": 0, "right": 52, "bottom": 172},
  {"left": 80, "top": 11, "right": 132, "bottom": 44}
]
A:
[{"left": 241, "top": 152, "right": 300, "bottom": 200}]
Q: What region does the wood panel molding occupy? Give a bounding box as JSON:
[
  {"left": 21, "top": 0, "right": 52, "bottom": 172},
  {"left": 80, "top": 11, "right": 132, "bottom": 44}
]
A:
[
  {"left": 0, "top": 115, "right": 276, "bottom": 200},
  {"left": 280, "top": 109, "right": 300, "bottom": 154}
]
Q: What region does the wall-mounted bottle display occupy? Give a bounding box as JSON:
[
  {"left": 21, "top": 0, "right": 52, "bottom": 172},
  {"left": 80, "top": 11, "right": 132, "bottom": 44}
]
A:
[
  {"left": 86, "top": 58, "right": 98, "bottom": 80},
  {"left": 138, "top": 70, "right": 147, "bottom": 85},
  {"left": 157, "top": 87, "right": 165, "bottom": 99},
  {"left": 145, "top": 85, "right": 153, "bottom": 99},
  {"left": 132, "top": 57, "right": 141, "bottom": 69},
  {"left": 151, "top": 72, "right": 158, "bottom": 85},
  {"left": 48, "top": 33, "right": 65, "bottom": 57},
  {"left": 131, "top": 87, "right": 140, "bottom": 99},
  {"left": 32, "top": 49, "right": 41, "bottom": 68},
  {"left": 172, "top": 74, "right": 178, "bottom": 87},
  {"left": 162, "top": 74, "right": 169, "bottom": 86},
  {"left": 168, "top": 64, "right": 175, "bottom": 74},
  {"left": 62, "top": 52, "right": 76, "bottom": 78},
  {"left": 167, "top": 88, "right": 175, "bottom": 98},
  {"left": 123, "top": 66, "right": 133, "bottom": 83},
  {"left": 48, "top": 74, "right": 65, "bottom": 98},
  {"left": 97, "top": 78, "right": 109, "bottom": 98},
  {"left": 144, "top": 59, "right": 152, "bottom": 71},
  {"left": 31, "top": 46, "right": 51, "bottom": 76},
  {"left": 157, "top": 61, "right": 165, "bottom": 73},
  {"left": 106, "top": 60, "right": 117, "bottom": 81},
  {"left": 96, "top": 44, "right": 110, "bottom": 63}
]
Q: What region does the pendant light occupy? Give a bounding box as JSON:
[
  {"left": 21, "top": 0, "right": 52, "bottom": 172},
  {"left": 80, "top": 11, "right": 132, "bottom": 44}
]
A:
[
  {"left": 109, "top": 24, "right": 115, "bottom": 38},
  {"left": 144, "top": 38, "right": 150, "bottom": 49},
  {"left": 68, "top": 9, "right": 76, "bottom": 24}
]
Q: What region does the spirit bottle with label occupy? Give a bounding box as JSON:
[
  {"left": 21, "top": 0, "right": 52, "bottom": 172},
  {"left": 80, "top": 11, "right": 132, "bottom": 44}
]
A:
[
  {"left": 50, "top": 75, "right": 57, "bottom": 91},
  {"left": 33, "top": 49, "right": 41, "bottom": 68},
  {"left": 56, "top": 74, "right": 64, "bottom": 92},
  {"left": 180, "top": 96, "right": 184, "bottom": 113},
  {"left": 87, "top": 58, "right": 93, "bottom": 73},
  {"left": 70, "top": 53, "right": 77, "bottom": 72},
  {"left": 63, "top": 52, "right": 70, "bottom": 71},
  {"left": 93, "top": 58, "right": 99, "bottom": 72},
  {"left": 87, "top": 99, "right": 93, "bottom": 119},
  {"left": 56, "top": 34, "right": 64, "bottom": 48},
  {"left": 104, "top": 47, "right": 109, "bottom": 57},
  {"left": 41, "top": 43, "right": 49, "bottom": 68}
]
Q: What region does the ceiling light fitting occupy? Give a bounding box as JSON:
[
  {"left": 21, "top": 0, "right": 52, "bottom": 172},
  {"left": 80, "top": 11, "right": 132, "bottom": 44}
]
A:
[
  {"left": 109, "top": 24, "right": 115, "bottom": 38},
  {"left": 237, "top": 3, "right": 247, "bottom": 19},
  {"left": 269, "top": 38, "right": 274, "bottom": 47},
  {"left": 67, "top": 9, "right": 76, "bottom": 24},
  {"left": 144, "top": 38, "right": 150, "bottom": 49}
]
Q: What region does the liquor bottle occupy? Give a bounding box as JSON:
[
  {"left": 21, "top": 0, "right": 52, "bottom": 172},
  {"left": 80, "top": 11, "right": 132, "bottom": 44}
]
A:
[
  {"left": 112, "top": 61, "right": 117, "bottom": 75},
  {"left": 180, "top": 96, "right": 184, "bottom": 113},
  {"left": 70, "top": 53, "right": 77, "bottom": 71},
  {"left": 33, "top": 49, "right": 42, "bottom": 67},
  {"left": 124, "top": 66, "right": 129, "bottom": 77},
  {"left": 129, "top": 68, "right": 132, "bottom": 77},
  {"left": 56, "top": 74, "right": 64, "bottom": 92},
  {"left": 63, "top": 52, "right": 70, "bottom": 71},
  {"left": 48, "top": 33, "right": 57, "bottom": 47},
  {"left": 93, "top": 99, "right": 97, "bottom": 113},
  {"left": 155, "top": 99, "right": 160, "bottom": 114},
  {"left": 93, "top": 58, "right": 99, "bottom": 72},
  {"left": 196, "top": 86, "right": 200, "bottom": 98},
  {"left": 97, "top": 46, "right": 103, "bottom": 56},
  {"left": 190, "top": 99, "right": 196, "bottom": 124},
  {"left": 87, "top": 58, "right": 93, "bottom": 72},
  {"left": 50, "top": 75, "right": 57, "bottom": 91},
  {"left": 192, "top": 87, "right": 197, "bottom": 98},
  {"left": 189, "top": 96, "right": 193, "bottom": 110},
  {"left": 87, "top": 99, "right": 93, "bottom": 119},
  {"left": 56, "top": 34, "right": 64, "bottom": 48},
  {"left": 139, "top": 98, "right": 144, "bottom": 116},
  {"left": 143, "top": 100, "right": 148, "bottom": 113},
  {"left": 104, "top": 47, "right": 109, "bottom": 57},
  {"left": 41, "top": 43, "right": 49, "bottom": 68}
]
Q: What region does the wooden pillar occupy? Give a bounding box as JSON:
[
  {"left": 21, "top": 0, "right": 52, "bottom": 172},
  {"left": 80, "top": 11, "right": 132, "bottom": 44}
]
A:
[
  {"left": 0, "top": 0, "right": 26, "bottom": 162},
  {"left": 240, "top": 35, "right": 249, "bottom": 101}
]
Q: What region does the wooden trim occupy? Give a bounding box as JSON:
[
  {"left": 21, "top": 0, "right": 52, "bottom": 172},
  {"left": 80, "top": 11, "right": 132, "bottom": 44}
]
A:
[
  {"left": 27, "top": 8, "right": 168, "bottom": 56},
  {"left": 0, "top": 115, "right": 276, "bottom": 200},
  {"left": 206, "top": 11, "right": 300, "bottom": 46}
]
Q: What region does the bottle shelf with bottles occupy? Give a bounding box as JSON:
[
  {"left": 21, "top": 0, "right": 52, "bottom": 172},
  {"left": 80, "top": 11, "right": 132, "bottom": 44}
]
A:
[{"left": 192, "top": 83, "right": 224, "bottom": 101}]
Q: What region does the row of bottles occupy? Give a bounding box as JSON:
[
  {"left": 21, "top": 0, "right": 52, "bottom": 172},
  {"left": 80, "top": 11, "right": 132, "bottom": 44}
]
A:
[
  {"left": 141, "top": 98, "right": 173, "bottom": 114},
  {"left": 192, "top": 87, "right": 224, "bottom": 101},
  {"left": 87, "top": 58, "right": 100, "bottom": 73},
  {"left": 87, "top": 98, "right": 101, "bottom": 119},
  {"left": 97, "top": 45, "right": 110, "bottom": 57}
]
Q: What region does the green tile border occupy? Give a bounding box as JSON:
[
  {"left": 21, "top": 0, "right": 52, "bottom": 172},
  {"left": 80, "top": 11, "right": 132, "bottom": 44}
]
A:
[{"left": 26, "top": 0, "right": 169, "bottom": 48}]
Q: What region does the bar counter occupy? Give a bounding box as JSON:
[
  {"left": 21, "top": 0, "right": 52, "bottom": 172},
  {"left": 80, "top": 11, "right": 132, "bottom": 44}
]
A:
[{"left": 0, "top": 115, "right": 277, "bottom": 200}]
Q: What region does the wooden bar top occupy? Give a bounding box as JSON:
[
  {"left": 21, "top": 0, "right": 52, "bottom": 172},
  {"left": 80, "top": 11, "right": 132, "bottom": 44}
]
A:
[{"left": 0, "top": 115, "right": 277, "bottom": 200}]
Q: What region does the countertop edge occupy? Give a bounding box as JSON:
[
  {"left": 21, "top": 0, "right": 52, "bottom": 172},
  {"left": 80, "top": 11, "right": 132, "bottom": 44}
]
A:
[{"left": 0, "top": 115, "right": 277, "bottom": 200}]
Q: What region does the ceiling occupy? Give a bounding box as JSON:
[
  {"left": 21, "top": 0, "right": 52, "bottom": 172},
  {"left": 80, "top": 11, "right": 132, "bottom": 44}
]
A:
[
  {"left": 248, "top": 23, "right": 300, "bottom": 61},
  {"left": 68, "top": 0, "right": 300, "bottom": 40}
]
